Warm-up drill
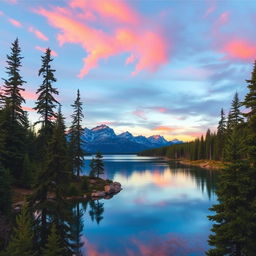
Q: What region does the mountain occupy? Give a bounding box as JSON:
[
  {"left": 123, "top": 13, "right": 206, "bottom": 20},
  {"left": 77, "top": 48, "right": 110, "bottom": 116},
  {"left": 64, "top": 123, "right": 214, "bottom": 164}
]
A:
[{"left": 81, "top": 124, "right": 183, "bottom": 154}]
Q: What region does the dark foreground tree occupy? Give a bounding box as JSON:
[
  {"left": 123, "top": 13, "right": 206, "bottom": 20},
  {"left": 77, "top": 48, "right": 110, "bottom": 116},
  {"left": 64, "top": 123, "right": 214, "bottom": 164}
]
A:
[
  {"left": 34, "top": 48, "right": 59, "bottom": 140},
  {"left": 207, "top": 162, "right": 256, "bottom": 256},
  {"left": 1, "top": 40, "right": 28, "bottom": 181},
  {"left": 69, "top": 89, "right": 85, "bottom": 177},
  {"left": 243, "top": 60, "right": 256, "bottom": 166},
  {"left": 2, "top": 38, "right": 26, "bottom": 126}
]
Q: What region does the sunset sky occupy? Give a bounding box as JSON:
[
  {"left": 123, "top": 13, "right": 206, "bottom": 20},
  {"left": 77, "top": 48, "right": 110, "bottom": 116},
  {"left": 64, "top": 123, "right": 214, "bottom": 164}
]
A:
[{"left": 0, "top": 0, "right": 255, "bottom": 141}]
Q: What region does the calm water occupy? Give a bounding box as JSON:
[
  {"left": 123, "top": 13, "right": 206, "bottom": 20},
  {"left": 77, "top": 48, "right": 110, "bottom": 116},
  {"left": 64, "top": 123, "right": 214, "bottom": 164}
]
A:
[{"left": 77, "top": 155, "right": 218, "bottom": 256}]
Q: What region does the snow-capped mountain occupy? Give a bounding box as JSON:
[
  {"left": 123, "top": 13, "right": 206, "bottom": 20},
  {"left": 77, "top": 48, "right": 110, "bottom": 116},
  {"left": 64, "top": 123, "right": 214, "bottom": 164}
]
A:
[{"left": 81, "top": 124, "right": 183, "bottom": 154}]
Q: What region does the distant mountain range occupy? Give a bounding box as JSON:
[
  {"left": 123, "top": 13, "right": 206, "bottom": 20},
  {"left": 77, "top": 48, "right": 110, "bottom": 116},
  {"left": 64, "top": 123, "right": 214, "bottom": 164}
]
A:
[{"left": 82, "top": 124, "right": 183, "bottom": 154}]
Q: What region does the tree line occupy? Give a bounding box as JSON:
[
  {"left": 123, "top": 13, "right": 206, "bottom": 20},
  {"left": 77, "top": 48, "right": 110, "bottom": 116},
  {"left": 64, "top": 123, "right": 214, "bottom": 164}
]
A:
[
  {"left": 139, "top": 91, "right": 247, "bottom": 162},
  {"left": 0, "top": 39, "right": 104, "bottom": 255}
]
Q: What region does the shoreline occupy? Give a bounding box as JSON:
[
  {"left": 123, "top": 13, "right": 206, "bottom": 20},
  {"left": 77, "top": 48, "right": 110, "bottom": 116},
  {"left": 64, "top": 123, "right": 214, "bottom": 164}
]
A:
[
  {"left": 176, "top": 159, "right": 225, "bottom": 170},
  {"left": 12, "top": 177, "right": 122, "bottom": 211},
  {"left": 162, "top": 157, "right": 225, "bottom": 170}
]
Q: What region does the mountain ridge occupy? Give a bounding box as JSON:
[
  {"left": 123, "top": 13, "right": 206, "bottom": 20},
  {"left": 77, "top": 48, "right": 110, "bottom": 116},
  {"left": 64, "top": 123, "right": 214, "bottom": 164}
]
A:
[{"left": 82, "top": 124, "right": 183, "bottom": 154}]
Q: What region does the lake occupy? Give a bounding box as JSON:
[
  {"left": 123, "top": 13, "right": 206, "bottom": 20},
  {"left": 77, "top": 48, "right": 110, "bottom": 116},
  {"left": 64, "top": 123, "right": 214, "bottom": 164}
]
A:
[{"left": 76, "top": 155, "right": 218, "bottom": 256}]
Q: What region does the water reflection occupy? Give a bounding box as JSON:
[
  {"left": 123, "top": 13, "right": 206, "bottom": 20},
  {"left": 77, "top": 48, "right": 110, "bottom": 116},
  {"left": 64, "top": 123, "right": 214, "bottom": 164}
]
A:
[{"left": 70, "top": 155, "right": 218, "bottom": 256}]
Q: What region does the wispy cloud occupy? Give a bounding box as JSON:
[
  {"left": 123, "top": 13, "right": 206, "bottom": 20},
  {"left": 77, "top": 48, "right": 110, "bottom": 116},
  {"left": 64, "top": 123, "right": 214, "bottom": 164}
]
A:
[
  {"left": 8, "top": 18, "right": 22, "bottom": 27},
  {"left": 28, "top": 26, "right": 49, "bottom": 41},
  {"left": 132, "top": 109, "right": 147, "bottom": 120}
]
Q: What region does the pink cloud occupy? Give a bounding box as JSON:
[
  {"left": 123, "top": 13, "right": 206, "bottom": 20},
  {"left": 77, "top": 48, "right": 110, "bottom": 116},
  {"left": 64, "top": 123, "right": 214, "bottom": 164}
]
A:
[
  {"left": 217, "top": 12, "right": 230, "bottom": 25},
  {"left": 8, "top": 18, "right": 22, "bottom": 27},
  {"left": 69, "top": 0, "right": 140, "bottom": 25},
  {"left": 35, "top": 46, "right": 58, "bottom": 57},
  {"left": 203, "top": 0, "right": 216, "bottom": 18},
  {"left": 222, "top": 39, "right": 256, "bottom": 60},
  {"left": 4, "top": 0, "right": 17, "bottom": 4},
  {"left": 125, "top": 54, "right": 135, "bottom": 65},
  {"left": 22, "top": 106, "right": 35, "bottom": 112},
  {"left": 29, "top": 26, "right": 49, "bottom": 41},
  {"left": 0, "top": 11, "right": 4, "bottom": 16},
  {"left": 132, "top": 109, "right": 147, "bottom": 120},
  {"left": 153, "top": 126, "right": 175, "bottom": 132},
  {"left": 21, "top": 90, "right": 37, "bottom": 100},
  {"left": 35, "top": 1, "right": 169, "bottom": 77}
]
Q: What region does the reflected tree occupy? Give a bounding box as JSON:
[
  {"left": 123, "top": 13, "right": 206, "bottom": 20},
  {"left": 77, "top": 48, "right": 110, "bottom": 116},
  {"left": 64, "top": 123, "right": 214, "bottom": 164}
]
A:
[{"left": 89, "top": 200, "right": 104, "bottom": 225}]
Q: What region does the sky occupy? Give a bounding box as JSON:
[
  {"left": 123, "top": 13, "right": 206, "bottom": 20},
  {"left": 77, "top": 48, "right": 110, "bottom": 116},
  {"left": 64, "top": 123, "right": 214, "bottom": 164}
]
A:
[{"left": 0, "top": 0, "right": 256, "bottom": 141}]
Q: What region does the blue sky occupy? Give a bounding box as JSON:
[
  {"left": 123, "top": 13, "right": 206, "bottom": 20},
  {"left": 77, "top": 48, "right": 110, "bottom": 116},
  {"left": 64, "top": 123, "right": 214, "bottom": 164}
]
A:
[{"left": 0, "top": 0, "right": 255, "bottom": 140}]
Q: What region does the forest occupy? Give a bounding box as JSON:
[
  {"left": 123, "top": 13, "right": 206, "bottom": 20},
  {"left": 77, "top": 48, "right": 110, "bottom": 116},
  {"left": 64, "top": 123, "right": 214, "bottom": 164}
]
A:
[
  {"left": 139, "top": 61, "right": 256, "bottom": 255},
  {"left": 0, "top": 39, "right": 108, "bottom": 255}
]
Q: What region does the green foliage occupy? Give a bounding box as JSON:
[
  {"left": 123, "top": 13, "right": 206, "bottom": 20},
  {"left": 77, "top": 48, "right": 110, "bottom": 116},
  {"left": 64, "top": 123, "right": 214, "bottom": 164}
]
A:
[
  {"left": 34, "top": 48, "right": 59, "bottom": 138},
  {"left": 42, "top": 223, "right": 65, "bottom": 256},
  {"left": 21, "top": 154, "right": 33, "bottom": 189},
  {"left": 2, "top": 203, "right": 35, "bottom": 256},
  {"left": 69, "top": 89, "right": 86, "bottom": 177},
  {"left": 0, "top": 165, "right": 12, "bottom": 216},
  {"left": 2, "top": 38, "right": 26, "bottom": 126},
  {"left": 67, "top": 183, "right": 81, "bottom": 196},
  {"left": 207, "top": 162, "right": 256, "bottom": 256},
  {"left": 243, "top": 61, "right": 256, "bottom": 166},
  {"left": 89, "top": 152, "right": 104, "bottom": 178}
]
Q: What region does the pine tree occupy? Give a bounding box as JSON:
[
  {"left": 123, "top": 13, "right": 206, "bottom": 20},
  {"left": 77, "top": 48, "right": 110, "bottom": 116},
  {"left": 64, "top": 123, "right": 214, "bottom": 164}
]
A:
[
  {"left": 34, "top": 48, "right": 59, "bottom": 137},
  {"left": 90, "top": 152, "right": 104, "bottom": 178},
  {"left": 217, "top": 108, "right": 226, "bottom": 160},
  {"left": 207, "top": 162, "right": 256, "bottom": 256},
  {"left": 42, "top": 223, "right": 65, "bottom": 256},
  {"left": 1, "top": 40, "right": 28, "bottom": 180},
  {"left": 224, "top": 93, "right": 246, "bottom": 162},
  {"left": 0, "top": 99, "right": 27, "bottom": 180},
  {"left": 89, "top": 157, "right": 96, "bottom": 178},
  {"left": 31, "top": 107, "right": 70, "bottom": 247},
  {"left": 205, "top": 129, "right": 212, "bottom": 160},
  {"left": 2, "top": 203, "right": 35, "bottom": 256},
  {"left": 2, "top": 38, "right": 26, "bottom": 126},
  {"left": 69, "top": 89, "right": 85, "bottom": 177},
  {"left": 229, "top": 92, "right": 244, "bottom": 127},
  {"left": 243, "top": 61, "right": 256, "bottom": 166}
]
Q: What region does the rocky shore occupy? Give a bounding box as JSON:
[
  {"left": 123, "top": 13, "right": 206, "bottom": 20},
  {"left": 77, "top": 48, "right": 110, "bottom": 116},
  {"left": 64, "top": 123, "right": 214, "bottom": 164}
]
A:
[{"left": 12, "top": 177, "right": 123, "bottom": 211}]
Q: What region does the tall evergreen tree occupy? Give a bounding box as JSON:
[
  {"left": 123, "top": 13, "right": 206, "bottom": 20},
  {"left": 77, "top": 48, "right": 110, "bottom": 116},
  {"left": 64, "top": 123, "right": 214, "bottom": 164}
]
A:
[
  {"left": 243, "top": 61, "right": 256, "bottom": 166},
  {"left": 89, "top": 152, "right": 104, "bottom": 178},
  {"left": 217, "top": 108, "right": 226, "bottom": 160},
  {"left": 69, "top": 89, "right": 85, "bottom": 177},
  {"left": 1, "top": 40, "right": 28, "bottom": 181},
  {"left": 229, "top": 92, "right": 244, "bottom": 127},
  {"left": 2, "top": 38, "right": 26, "bottom": 126},
  {"left": 34, "top": 48, "right": 59, "bottom": 137},
  {"left": 224, "top": 93, "right": 246, "bottom": 162},
  {"left": 2, "top": 203, "right": 35, "bottom": 256},
  {"left": 31, "top": 107, "right": 69, "bottom": 247},
  {"left": 207, "top": 161, "right": 256, "bottom": 256}
]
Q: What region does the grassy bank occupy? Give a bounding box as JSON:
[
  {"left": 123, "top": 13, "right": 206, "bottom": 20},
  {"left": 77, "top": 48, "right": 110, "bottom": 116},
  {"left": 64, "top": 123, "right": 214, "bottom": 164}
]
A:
[{"left": 176, "top": 159, "right": 226, "bottom": 170}]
